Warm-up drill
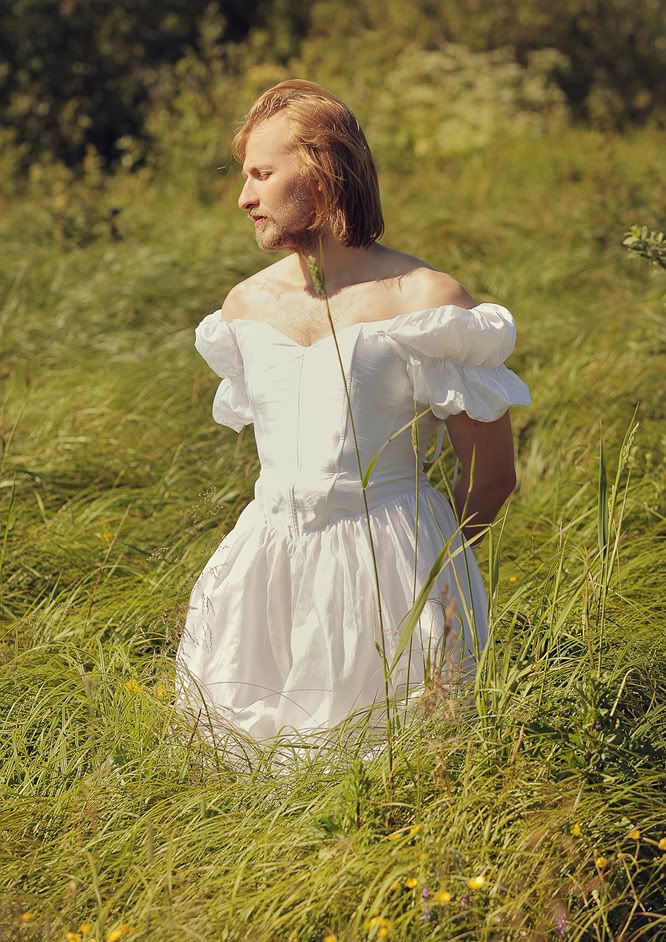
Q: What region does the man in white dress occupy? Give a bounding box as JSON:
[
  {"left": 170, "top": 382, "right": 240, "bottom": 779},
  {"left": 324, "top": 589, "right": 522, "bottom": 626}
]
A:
[{"left": 176, "top": 79, "right": 529, "bottom": 765}]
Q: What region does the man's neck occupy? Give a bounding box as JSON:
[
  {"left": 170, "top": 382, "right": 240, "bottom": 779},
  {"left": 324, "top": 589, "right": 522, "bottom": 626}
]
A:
[{"left": 292, "top": 231, "right": 385, "bottom": 295}]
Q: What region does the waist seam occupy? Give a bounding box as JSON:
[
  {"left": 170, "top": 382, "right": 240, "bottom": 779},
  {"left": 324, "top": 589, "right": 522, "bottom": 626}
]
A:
[{"left": 257, "top": 475, "right": 442, "bottom": 541}]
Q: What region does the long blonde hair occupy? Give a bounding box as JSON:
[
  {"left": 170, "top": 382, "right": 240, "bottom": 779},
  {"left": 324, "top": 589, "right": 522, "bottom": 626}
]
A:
[{"left": 231, "top": 79, "right": 384, "bottom": 248}]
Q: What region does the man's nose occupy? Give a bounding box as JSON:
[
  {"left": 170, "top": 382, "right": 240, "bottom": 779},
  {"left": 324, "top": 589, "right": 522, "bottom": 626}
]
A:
[{"left": 238, "top": 180, "right": 258, "bottom": 211}]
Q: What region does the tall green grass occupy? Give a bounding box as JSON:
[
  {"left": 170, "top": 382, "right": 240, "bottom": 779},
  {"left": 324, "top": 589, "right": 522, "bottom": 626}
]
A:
[{"left": 1, "top": 124, "right": 665, "bottom": 940}]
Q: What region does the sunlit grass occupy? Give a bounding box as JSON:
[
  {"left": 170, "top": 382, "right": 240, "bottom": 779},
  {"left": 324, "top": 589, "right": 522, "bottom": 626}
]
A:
[{"left": 1, "top": 124, "right": 665, "bottom": 940}]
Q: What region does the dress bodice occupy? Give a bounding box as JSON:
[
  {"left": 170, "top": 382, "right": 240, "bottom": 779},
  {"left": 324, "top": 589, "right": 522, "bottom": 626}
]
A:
[{"left": 194, "top": 303, "right": 531, "bottom": 539}]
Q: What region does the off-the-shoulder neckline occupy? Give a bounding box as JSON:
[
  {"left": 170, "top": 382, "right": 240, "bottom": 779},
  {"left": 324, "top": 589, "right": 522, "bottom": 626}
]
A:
[{"left": 222, "top": 301, "right": 499, "bottom": 351}]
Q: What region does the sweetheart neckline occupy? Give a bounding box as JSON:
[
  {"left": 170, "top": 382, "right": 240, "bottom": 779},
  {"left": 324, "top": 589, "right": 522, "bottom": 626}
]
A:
[{"left": 228, "top": 302, "right": 489, "bottom": 350}]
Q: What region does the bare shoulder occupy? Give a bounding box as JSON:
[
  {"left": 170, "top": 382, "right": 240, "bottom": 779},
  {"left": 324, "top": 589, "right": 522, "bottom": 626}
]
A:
[
  {"left": 219, "top": 259, "right": 286, "bottom": 324},
  {"left": 377, "top": 246, "right": 477, "bottom": 309},
  {"left": 409, "top": 266, "right": 477, "bottom": 309},
  {"left": 219, "top": 281, "right": 255, "bottom": 324}
]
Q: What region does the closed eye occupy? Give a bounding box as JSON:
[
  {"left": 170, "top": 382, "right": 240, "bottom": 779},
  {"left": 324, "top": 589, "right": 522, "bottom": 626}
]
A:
[{"left": 241, "top": 168, "right": 273, "bottom": 181}]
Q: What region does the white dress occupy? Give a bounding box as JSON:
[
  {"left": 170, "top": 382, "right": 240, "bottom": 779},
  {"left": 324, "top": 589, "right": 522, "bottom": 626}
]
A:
[{"left": 175, "top": 302, "right": 531, "bottom": 752}]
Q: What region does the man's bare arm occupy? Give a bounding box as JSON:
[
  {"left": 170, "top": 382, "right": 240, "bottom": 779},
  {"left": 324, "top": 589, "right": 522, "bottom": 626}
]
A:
[{"left": 445, "top": 410, "right": 517, "bottom": 544}]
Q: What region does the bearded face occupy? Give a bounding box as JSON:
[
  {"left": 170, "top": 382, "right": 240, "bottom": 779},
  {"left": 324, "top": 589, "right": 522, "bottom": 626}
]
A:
[{"left": 238, "top": 112, "right": 325, "bottom": 255}]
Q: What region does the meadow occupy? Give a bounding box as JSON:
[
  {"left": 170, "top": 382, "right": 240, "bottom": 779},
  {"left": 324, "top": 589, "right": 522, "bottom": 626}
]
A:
[{"left": 1, "top": 121, "right": 665, "bottom": 940}]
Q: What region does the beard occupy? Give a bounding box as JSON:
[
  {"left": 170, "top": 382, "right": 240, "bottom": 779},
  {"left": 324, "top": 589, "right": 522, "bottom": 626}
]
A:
[{"left": 255, "top": 216, "right": 322, "bottom": 255}]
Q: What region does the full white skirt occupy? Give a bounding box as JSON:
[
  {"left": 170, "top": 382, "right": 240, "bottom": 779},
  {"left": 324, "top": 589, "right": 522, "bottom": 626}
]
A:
[{"left": 175, "top": 483, "right": 489, "bottom": 758}]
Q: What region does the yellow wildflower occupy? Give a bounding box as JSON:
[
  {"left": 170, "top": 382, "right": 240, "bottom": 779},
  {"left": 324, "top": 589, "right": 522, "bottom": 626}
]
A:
[
  {"left": 408, "top": 824, "right": 421, "bottom": 837},
  {"left": 404, "top": 877, "right": 418, "bottom": 889},
  {"left": 106, "top": 927, "right": 134, "bottom": 942},
  {"left": 595, "top": 856, "right": 608, "bottom": 869},
  {"left": 102, "top": 531, "right": 114, "bottom": 545},
  {"left": 66, "top": 933, "right": 82, "bottom": 942},
  {"left": 628, "top": 828, "right": 641, "bottom": 840},
  {"left": 570, "top": 822, "right": 582, "bottom": 837},
  {"left": 154, "top": 682, "right": 166, "bottom": 699},
  {"left": 124, "top": 679, "right": 140, "bottom": 693},
  {"left": 79, "top": 924, "right": 94, "bottom": 936},
  {"left": 377, "top": 929, "right": 389, "bottom": 940},
  {"left": 20, "top": 912, "right": 34, "bottom": 923},
  {"left": 659, "top": 837, "right": 666, "bottom": 851},
  {"left": 434, "top": 889, "right": 452, "bottom": 904},
  {"left": 363, "top": 915, "right": 390, "bottom": 930},
  {"left": 508, "top": 575, "right": 518, "bottom": 583},
  {"left": 468, "top": 874, "right": 486, "bottom": 890},
  {"left": 387, "top": 830, "right": 403, "bottom": 842},
  {"left": 323, "top": 935, "right": 337, "bottom": 942},
  {"left": 389, "top": 880, "right": 402, "bottom": 892}
]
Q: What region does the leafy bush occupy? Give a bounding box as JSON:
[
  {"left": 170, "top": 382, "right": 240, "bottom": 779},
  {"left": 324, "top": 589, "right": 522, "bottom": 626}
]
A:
[
  {"left": 0, "top": 0, "right": 267, "bottom": 173},
  {"left": 622, "top": 226, "right": 666, "bottom": 273},
  {"left": 297, "top": 0, "right": 666, "bottom": 130},
  {"left": 1, "top": 0, "right": 664, "bottom": 180}
]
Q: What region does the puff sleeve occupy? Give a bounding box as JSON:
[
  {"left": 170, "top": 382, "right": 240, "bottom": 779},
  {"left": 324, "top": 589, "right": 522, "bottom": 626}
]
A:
[
  {"left": 384, "top": 301, "right": 531, "bottom": 422},
  {"left": 194, "top": 311, "right": 253, "bottom": 432}
]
